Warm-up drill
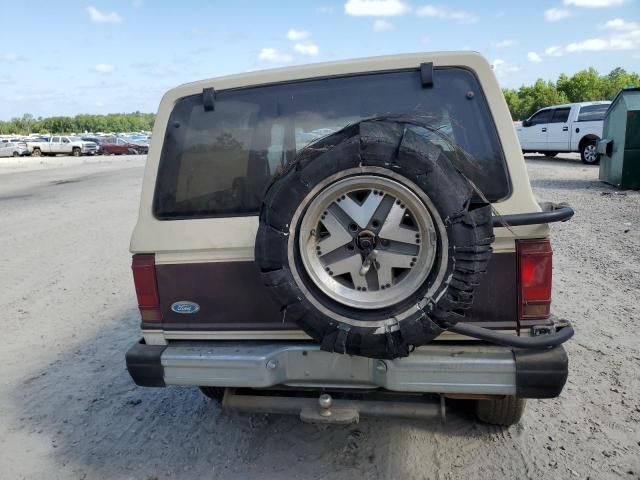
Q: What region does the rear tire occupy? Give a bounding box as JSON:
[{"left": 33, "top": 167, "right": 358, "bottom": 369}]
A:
[
  {"left": 580, "top": 140, "right": 599, "bottom": 165},
  {"left": 199, "top": 386, "right": 225, "bottom": 402},
  {"left": 12, "top": 151, "right": 19, "bottom": 157},
  {"left": 476, "top": 396, "right": 526, "bottom": 426},
  {"left": 32, "top": 148, "right": 41, "bottom": 157}
]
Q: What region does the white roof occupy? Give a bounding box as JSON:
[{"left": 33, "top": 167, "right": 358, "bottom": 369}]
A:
[{"left": 539, "top": 101, "right": 611, "bottom": 110}]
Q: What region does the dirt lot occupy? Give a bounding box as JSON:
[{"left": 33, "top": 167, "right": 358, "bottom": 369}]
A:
[{"left": 0, "top": 153, "right": 638, "bottom": 480}]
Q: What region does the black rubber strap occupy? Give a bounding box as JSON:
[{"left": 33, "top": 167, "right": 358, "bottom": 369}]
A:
[
  {"left": 419, "top": 62, "right": 433, "bottom": 87},
  {"left": 203, "top": 87, "right": 216, "bottom": 111}
]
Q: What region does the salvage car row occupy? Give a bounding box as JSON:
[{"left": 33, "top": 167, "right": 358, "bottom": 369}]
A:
[{"left": 0, "top": 133, "right": 150, "bottom": 157}]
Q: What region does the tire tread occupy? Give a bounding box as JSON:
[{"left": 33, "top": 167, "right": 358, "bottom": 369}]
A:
[{"left": 476, "top": 396, "right": 526, "bottom": 426}]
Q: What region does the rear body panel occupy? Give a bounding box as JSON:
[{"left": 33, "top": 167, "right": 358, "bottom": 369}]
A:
[
  {"left": 152, "top": 252, "right": 519, "bottom": 334},
  {"left": 131, "top": 52, "right": 549, "bottom": 346}
]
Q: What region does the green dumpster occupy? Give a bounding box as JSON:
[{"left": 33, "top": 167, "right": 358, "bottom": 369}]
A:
[{"left": 598, "top": 87, "right": 640, "bottom": 190}]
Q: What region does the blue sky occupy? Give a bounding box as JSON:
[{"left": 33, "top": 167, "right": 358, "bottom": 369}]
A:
[{"left": 0, "top": 0, "right": 638, "bottom": 120}]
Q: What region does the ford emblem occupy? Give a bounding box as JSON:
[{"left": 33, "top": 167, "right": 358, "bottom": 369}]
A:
[{"left": 171, "top": 301, "right": 200, "bottom": 314}]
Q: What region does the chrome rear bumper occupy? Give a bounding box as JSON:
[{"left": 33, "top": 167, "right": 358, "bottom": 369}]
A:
[{"left": 126, "top": 340, "right": 568, "bottom": 398}]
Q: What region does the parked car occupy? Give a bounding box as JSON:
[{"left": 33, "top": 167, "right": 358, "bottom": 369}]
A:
[
  {"left": 81, "top": 136, "right": 105, "bottom": 154},
  {"left": 0, "top": 140, "right": 29, "bottom": 157},
  {"left": 125, "top": 134, "right": 150, "bottom": 146},
  {"left": 27, "top": 136, "right": 98, "bottom": 157},
  {"left": 125, "top": 52, "right": 574, "bottom": 426},
  {"left": 99, "top": 136, "right": 148, "bottom": 155},
  {"left": 517, "top": 101, "right": 611, "bottom": 164}
]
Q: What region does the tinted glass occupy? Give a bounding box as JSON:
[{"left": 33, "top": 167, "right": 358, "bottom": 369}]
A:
[
  {"left": 529, "top": 110, "right": 553, "bottom": 125},
  {"left": 154, "top": 68, "right": 510, "bottom": 219},
  {"left": 551, "top": 108, "right": 570, "bottom": 123},
  {"left": 577, "top": 104, "right": 609, "bottom": 122}
]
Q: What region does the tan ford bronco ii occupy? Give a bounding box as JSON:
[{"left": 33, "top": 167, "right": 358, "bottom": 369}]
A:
[{"left": 126, "top": 52, "right": 574, "bottom": 426}]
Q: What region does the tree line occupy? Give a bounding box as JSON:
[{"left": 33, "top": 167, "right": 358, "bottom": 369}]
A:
[
  {"left": 0, "top": 112, "right": 155, "bottom": 135},
  {"left": 503, "top": 67, "right": 639, "bottom": 120},
  {"left": 0, "top": 67, "right": 637, "bottom": 135}
]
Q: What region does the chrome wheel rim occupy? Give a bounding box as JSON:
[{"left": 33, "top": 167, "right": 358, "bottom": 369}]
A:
[
  {"left": 584, "top": 144, "right": 597, "bottom": 163},
  {"left": 298, "top": 175, "right": 439, "bottom": 310}
]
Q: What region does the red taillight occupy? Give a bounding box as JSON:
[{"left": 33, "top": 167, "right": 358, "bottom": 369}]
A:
[
  {"left": 517, "top": 239, "right": 552, "bottom": 320},
  {"left": 131, "top": 254, "right": 161, "bottom": 322}
]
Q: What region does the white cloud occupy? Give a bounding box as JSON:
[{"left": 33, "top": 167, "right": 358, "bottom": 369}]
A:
[
  {"left": 564, "top": 0, "right": 625, "bottom": 7},
  {"left": 131, "top": 62, "right": 179, "bottom": 78},
  {"left": 344, "top": 0, "right": 410, "bottom": 16},
  {"left": 258, "top": 48, "right": 293, "bottom": 63},
  {"left": 373, "top": 19, "right": 394, "bottom": 31},
  {"left": 416, "top": 5, "right": 478, "bottom": 24},
  {"left": 491, "top": 39, "right": 516, "bottom": 48},
  {"left": 545, "top": 45, "right": 564, "bottom": 56},
  {"left": 491, "top": 59, "right": 520, "bottom": 76},
  {"left": 293, "top": 41, "right": 319, "bottom": 56},
  {"left": 95, "top": 63, "right": 114, "bottom": 74},
  {"left": 540, "top": 28, "right": 640, "bottom": 57},
  {"left": 565, "top": 35, "right": 629, "bottom": 52},
  {"left": 545, "top": 8, "right": 571, "bottom": 21},
  {"left": 86, "top": 6, "right": 122, "bottom": 24},
  {"left": 1, "top": 52, "right": 19, "bottom": 62},
  {"left": 287, "top": 29, "right": 310, "bottom": 41},
  {"left": 527, "top": 52, "right": 543, "bottom": 63},
  {"left": 602, "top": 18, "right": 639, "bottom": 30}
]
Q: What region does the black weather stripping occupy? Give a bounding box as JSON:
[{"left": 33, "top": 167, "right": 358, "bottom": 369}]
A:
[
  {"left": 419, "top": 62, "right": 433, "bottom": 87},
  {"left": 203, "top": 87, "right": 216, "bottom": 111},
  {"left": 492, "top": 204, "right": 574, "bottom": 228}
]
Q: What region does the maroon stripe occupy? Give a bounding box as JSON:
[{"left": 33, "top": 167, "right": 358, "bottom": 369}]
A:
[{"left": 155, "top": 253, "right": 518, "bottom": 331}]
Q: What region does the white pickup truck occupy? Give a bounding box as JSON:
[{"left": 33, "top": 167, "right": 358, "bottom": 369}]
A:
[
  {"left": 28, "top": 136, "right": 98, "bottom": 157},
  {"left": 516, "top": 101, "right": 611, "bottom": 164}
]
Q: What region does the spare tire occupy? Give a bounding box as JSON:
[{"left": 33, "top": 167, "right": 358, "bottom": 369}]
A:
[{"left": 255, "top": 117, "right": 494, "bottom": 359}]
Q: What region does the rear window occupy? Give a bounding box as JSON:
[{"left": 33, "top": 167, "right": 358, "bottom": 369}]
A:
[
  {"left": 154, "top": 68, "right": 510, "bottom": 219},
  {"left": 577, "top": 104, "right": 609, "bottom": 122}
]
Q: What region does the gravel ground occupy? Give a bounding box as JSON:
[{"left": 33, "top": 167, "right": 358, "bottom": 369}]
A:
[{"left": 0, "top": 153, "right": 638, "bottom": 480}]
